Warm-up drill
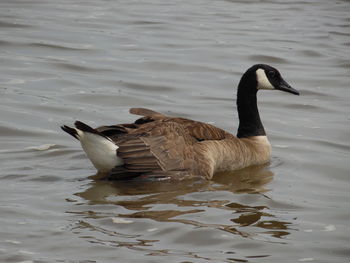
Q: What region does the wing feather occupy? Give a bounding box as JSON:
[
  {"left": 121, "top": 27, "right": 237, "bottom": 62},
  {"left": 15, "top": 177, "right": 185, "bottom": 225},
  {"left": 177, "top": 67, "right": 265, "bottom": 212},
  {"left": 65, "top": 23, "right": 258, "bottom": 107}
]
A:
[
  {"left": 129, "top": 107, "right": 165, "bottom": 117},
  {"left": 96, "top": 110, "right": 235, "bottom": 179}
]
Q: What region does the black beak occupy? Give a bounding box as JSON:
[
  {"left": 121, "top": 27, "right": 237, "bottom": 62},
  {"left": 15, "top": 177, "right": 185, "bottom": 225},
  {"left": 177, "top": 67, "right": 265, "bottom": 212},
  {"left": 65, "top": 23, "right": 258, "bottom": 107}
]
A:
[{"left": 276, "top": 79, "right": 299, "bottom": 95}]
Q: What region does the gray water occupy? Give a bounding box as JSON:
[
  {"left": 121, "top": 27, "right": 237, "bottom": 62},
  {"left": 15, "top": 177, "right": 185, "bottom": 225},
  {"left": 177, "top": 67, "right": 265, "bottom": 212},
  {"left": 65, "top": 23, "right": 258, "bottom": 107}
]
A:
[{"left": 1, "top": 0, "right": 350, "bottom": 262}]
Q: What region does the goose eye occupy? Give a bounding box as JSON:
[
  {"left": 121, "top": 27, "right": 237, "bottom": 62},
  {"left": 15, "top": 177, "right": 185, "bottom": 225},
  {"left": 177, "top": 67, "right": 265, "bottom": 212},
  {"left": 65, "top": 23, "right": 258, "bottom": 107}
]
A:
[{"left": 268, "top": 71, "right": 276, "bottom": 78}]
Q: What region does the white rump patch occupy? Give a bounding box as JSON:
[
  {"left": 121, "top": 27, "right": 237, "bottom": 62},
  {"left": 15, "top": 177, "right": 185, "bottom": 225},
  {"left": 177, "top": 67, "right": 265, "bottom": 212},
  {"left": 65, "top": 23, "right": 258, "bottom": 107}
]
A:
[
  {"left": 76, "top": 129, "right": 123, "bottom": 172},
  {"left": 256, "top": 68, "right": 274, "bottom": 90}
]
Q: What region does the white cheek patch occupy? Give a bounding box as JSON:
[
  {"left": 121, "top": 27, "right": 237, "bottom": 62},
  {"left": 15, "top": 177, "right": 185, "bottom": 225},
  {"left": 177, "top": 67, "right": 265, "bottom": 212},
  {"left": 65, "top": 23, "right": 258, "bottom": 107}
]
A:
[{"left": 256, "top": 69, "right": 274, "bottom": 90}]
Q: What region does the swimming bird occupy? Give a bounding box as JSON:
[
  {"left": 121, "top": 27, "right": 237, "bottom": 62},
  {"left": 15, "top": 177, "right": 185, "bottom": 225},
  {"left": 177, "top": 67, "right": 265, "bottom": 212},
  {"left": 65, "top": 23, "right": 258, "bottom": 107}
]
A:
[{"left": 61, "top": 64, "right": 299, "bottom": 180}]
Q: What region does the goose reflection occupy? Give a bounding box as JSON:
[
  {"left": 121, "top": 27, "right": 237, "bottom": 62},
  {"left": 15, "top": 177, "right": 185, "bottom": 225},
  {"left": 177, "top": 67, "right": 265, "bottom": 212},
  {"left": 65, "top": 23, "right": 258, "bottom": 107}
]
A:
[
  {"left": 73, "top": 164, "right": 293, "bottom": 241},
  {"left": 79, "top": 163, "right": 273, "bottom": 199}
]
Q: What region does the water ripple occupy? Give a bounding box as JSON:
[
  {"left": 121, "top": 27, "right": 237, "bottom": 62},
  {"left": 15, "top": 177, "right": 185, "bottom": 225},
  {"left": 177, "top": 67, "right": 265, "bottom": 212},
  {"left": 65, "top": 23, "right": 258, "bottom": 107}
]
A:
[{"left": 1, "top": 0, "right": 350, "bottom": 262}]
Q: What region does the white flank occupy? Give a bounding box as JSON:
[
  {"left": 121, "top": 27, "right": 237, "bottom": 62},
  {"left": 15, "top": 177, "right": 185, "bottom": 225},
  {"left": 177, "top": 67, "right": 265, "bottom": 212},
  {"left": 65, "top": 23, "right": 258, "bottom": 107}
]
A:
[
  {"left": 76, "top": 129, "right": 123, "bottom": 172},
  {"left": 256, "top": 68, "right": 274, "bottom": 90}
]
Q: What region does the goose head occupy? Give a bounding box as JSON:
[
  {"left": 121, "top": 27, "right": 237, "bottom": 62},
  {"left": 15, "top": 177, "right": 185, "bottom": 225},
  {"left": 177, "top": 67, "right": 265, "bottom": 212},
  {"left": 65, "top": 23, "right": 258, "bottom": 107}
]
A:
[
  {"left": 253, "top": 64, "right": 299, "bottom": 95},
  {"left": 236, "top": 64, "right": 299, "bottom": 138}
]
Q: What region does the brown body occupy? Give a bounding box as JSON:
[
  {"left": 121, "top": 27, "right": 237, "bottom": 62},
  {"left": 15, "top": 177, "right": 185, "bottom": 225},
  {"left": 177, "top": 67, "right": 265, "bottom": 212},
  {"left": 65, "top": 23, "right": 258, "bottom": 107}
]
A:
[
  {"left": 62, "top": 64, "right": 298, "bottom": 180},
  {"left": 96, "top": 108, "right": 271, "bottom": 180}
]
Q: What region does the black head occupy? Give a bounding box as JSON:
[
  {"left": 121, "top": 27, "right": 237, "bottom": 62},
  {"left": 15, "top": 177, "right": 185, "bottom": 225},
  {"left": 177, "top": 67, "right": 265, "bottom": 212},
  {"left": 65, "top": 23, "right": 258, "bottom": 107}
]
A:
[{"left": 250, "top": 64, "right": 299, "bottom": 95}]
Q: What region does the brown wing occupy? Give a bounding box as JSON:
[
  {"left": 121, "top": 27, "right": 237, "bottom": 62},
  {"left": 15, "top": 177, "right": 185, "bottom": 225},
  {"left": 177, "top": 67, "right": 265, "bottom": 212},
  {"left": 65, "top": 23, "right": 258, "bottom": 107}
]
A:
[
  {"left": 97, "top": 108, "right": 235, "bottom": 179},
  {"left": 129, "top": 107, "right": 165, "bottom": 118},
  {"left": 128, "top": 107, "right": 234, "bottom": 140},
  {"left": 109, "top": 120, "right": 197, "bottom": 179},
  {"left": 170, "top": 118, "right": 235, "bottom": 141}
]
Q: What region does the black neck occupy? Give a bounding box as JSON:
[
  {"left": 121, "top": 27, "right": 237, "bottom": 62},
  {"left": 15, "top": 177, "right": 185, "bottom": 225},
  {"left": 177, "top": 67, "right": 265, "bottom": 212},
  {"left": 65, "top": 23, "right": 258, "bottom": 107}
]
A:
[{"left": 236, "top": 70, "right": 266, "bottom": 138}]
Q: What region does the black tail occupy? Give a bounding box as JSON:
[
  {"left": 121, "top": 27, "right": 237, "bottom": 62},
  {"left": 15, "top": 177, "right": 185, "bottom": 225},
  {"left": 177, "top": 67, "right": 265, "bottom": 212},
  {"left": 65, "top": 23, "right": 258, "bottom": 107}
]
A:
[
  {"left": 62, "top": 121, "right": 108, "bottom": 140},
  {"left": 61, "top": 125, "right": 79, "bottom": 140},
  {"left": 74, "top": 121, "right": 98, "bottom": 134},
  {"left": 74, "top": 121, "right": 109, "bottom": 139}
]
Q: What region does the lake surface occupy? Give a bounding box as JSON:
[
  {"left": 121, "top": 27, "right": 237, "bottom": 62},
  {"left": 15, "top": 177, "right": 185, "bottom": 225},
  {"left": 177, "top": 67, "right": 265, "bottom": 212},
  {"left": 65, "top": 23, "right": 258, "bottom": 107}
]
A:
[{"left": 1, "top": 0, "right": 349, "bottom": 262}]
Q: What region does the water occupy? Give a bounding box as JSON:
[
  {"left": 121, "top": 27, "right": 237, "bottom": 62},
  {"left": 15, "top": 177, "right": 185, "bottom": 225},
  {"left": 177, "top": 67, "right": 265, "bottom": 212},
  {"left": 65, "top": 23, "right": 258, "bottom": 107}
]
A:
[{"left": 1, "top": 0, "right": 349, "bottom": 262}]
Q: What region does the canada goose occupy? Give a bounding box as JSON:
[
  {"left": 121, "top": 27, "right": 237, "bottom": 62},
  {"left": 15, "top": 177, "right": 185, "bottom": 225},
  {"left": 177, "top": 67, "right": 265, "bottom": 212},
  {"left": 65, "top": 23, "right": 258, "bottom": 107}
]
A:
[{"left": 62, "top": 64, "right": 299, "bottom": 180}]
